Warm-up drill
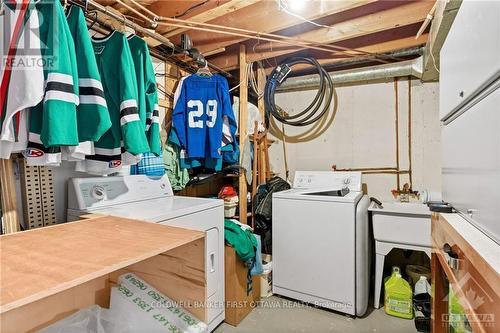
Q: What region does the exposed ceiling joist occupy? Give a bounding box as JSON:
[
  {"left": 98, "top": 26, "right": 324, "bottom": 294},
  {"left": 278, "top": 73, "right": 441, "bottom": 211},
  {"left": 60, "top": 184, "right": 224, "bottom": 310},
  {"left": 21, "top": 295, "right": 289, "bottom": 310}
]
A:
[
  {"left": 162, "top": 0, "right": 262, "bottom": 38},
  {"left": 189, "top": 0, "right": 377, "bottom": 53},
  {"left": 94, "top": 0, "right": 436, "bottom": 76},
  {"left": 147, "top": 0, "right": 232, "bottom": 19},
  {"left": 209, "top": 0, "right": 434, "bottom": 70}
]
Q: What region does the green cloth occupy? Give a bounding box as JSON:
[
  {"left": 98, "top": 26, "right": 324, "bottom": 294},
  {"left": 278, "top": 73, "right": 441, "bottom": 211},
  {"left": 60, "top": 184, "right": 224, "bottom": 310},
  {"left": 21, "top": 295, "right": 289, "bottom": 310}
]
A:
[
  {"left": 163, "top": 141, "right": 189, "bottom": 191},
  {"left": 224, "top": 219, "right": 258, "bottom": 263}
]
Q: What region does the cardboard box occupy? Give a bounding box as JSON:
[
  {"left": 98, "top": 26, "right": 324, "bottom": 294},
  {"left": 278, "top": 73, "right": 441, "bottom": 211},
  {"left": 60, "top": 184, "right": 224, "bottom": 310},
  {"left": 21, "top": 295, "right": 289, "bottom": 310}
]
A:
[{"left": 224, "top": 245, "right": 261, "bottom": 326}]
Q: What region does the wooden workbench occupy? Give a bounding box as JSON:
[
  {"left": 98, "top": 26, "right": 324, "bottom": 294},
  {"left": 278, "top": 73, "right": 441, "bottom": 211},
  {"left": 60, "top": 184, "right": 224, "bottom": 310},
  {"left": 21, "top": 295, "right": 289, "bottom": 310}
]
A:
[{"left": 0, "top": 216, "right": 206, "bottom": 333}]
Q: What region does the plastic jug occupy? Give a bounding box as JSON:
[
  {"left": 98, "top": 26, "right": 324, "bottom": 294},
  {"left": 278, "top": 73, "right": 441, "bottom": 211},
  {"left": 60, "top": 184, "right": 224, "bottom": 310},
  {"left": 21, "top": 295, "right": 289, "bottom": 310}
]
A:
[
  {"left": 384, "top": 266, "right": 413, "bottom": 319},
  {"left": 414, "top": 276, "right": 432, "bottom": 332},
  {"left": 415, "top": 276, "right": 431, "bottom": 295}
]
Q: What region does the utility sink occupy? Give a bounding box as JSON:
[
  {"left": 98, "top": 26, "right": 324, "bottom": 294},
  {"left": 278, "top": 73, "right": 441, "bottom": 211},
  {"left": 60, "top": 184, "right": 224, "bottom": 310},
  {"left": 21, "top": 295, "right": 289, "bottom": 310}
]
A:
[
  {"left": 370, "top": 201, "right": 432, "bottom": 308},
  {"left": 369, "top": 202, "right": 431, "bottom": 247}
]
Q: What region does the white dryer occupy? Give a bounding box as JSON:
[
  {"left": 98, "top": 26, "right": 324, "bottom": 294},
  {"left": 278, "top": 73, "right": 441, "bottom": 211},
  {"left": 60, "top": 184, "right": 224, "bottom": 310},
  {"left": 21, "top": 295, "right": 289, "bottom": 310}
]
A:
[
  {"left": 272, "top": 171, "right": 371, "bottom": 316},
  {"left": 67, "top": 175, "right": 224, "bottom": 331}
]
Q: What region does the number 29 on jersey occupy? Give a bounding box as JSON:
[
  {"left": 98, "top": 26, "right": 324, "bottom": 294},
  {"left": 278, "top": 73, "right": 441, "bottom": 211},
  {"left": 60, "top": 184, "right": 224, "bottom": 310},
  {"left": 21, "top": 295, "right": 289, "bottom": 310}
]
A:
[{"left": 188, "top": 99, "right": 218, "bottom": 128}]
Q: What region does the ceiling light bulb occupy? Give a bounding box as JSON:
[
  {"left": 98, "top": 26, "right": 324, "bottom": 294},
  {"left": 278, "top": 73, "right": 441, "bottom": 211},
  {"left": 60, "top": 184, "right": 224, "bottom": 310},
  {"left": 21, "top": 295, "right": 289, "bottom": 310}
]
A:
[{"left": 288, "top": 0, "right": 306, "bottom": 11}]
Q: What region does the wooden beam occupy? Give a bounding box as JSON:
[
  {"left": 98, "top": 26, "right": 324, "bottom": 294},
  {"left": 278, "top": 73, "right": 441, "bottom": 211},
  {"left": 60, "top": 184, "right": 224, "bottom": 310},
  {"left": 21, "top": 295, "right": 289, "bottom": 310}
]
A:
[
  {"left": 148, "top": 0, "right": 233, "bottom": 21},
  {"left": 203, "top": 47, "right": 226, "bottom": 57},
  {"left": 422, "top": 0, "right": 462, "bottom": 81},
  {"left": 0, "top": 158, "right": 20, "bottom": 234},
  {"left": 191, "top": 0, "right": 377, "bottom": 53},
  {"left": 210, "top": 0, "right": 433, "bottom": 70},
  {"left": 238, "top": 44, "right": 248, "bottom": 224},
  {"left": 162, "top": 0, "right": 261, "bottom": 38}
]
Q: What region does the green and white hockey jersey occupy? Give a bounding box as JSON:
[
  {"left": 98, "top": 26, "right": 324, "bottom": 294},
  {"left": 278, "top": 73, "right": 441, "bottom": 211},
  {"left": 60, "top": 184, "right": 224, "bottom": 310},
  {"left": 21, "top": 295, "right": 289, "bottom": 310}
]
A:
[
  {"left": 63, "top": 5, "right": 111, "bottom": 161},
  {"left": 25, "top": 0, "right": 79, "bottom": 166},
  {"left": 127, "top": 35, "right": 161, "bottom": 156},
  {"left": 81, "top": 31, "right": 149, "bottom": 175}
]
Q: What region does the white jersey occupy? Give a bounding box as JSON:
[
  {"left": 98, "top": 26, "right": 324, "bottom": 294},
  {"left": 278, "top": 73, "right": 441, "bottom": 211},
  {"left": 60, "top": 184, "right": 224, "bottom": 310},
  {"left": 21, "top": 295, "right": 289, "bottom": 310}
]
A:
[{"left": 0, "top": 1, "right": 44, "bottom": 159}]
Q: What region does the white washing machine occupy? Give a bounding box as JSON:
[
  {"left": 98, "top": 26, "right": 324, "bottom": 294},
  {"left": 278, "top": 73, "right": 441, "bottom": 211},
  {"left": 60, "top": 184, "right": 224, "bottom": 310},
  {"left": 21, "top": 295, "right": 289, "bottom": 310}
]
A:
[
  {"left": 67, "top": 175, "right": 224, "bottom": 331},
  {"left": 272, "top": 171, "right": 371, "bottom": 316}
]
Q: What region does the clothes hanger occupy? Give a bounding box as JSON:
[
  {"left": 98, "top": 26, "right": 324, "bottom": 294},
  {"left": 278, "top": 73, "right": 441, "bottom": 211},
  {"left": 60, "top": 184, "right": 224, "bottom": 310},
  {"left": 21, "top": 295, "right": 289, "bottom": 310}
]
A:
[
  {"left": 81, "top": 1, "right": 99, "bottom": 31},
  {"left": 87, "top": 10, "right": 98, "bottom": 31},
  {"left": 123, "top": 24, "right": 136, "bottom": 37},
  {"left": 196, "top": 60, "right": 212, "bottom": 77}
]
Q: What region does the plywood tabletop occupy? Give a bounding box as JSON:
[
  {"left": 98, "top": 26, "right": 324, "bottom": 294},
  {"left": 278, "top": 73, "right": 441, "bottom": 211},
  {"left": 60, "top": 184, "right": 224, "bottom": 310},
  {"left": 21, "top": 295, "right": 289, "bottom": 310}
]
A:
[{"left": 0, "top": 216, "right": 204, "bottom": 313}]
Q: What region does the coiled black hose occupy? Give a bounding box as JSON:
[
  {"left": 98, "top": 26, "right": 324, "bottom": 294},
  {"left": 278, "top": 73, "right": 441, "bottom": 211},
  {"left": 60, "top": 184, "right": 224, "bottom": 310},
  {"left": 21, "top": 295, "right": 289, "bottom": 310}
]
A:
[{"left": 264, "top": 57, "right": 334, "bottom": 127}]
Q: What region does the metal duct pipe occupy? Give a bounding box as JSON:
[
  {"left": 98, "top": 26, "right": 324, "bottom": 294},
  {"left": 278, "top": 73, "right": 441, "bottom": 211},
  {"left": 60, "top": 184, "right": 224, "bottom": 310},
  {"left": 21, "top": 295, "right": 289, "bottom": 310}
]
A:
[
  {"left": 291, "top": 47, "right": 423, "bottom": 77},
  {"left": 277, "top": 56, "right": 423, "bottom": 92}
]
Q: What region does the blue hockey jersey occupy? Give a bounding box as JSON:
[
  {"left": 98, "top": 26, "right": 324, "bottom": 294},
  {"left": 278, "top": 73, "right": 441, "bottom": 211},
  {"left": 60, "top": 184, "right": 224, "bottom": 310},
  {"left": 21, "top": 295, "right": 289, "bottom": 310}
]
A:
[{"left": 172, "top": 74, "right": 236, "bottom": 159}]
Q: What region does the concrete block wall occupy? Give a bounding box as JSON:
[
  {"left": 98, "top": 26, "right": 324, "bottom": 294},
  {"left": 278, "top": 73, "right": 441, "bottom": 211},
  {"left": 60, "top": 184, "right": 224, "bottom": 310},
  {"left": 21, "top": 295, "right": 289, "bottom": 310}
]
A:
[{"left": 269, "top": 79, "right": 441, "bottom": 201}]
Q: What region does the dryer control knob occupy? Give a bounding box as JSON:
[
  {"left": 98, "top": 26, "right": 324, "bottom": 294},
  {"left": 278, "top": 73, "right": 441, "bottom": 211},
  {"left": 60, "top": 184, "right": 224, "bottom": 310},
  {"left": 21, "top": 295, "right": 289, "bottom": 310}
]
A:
[{"left": 91, "top": 185, "right": 105, "bottom": 200}]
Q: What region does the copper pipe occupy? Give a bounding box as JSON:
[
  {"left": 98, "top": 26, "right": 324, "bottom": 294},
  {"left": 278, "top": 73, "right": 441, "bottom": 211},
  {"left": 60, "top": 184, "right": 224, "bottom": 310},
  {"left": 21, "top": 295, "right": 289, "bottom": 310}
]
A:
[
  {"left": 124, "top": 0, "right": 385, "bottom": 60},
  {"left": 362, "top": 170, "right": 410, "bottom": 175},
  {"left": 128, "top": 0, "right": 352, "bottom": 57},
  {"left": 394, "top": 78, "right": 401, "bottom": 191},
  {"left": 333, "top": 166, "right": 398, "bottom": 172},
  {"left": 75, "top": 0, "right": 232, "bottom": 76},
  {"left": 115, "top": 0, "right": 152, "bottom": 25},
  {"left": 408, "top": 76, "right": 413, "bottom": 190},
  {"left": 126, "top": 0, "right": 351, "bottom": 55},
  {"left": 127, "top": 0, "right": 158, "bottom": 19},
  {"left": 155, "top": 22, "right": 366, "bottom": 58},
  {"left": 120, "top": 0, "right": 408, "bottom": 64},
  {"left": 156, "top": 18, "right": 390, "bottom": 61}
]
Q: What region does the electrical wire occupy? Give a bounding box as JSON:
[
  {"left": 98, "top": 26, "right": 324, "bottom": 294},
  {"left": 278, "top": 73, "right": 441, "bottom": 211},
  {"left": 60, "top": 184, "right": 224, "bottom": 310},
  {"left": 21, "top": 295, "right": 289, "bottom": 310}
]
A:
[
  {"left": 429, "top": 43, "right": 440, "bottom": 74},
  {"left": 228, "top": 61, "right": 266, "bottom": 97},
  {"left": 277, "top": 0, "right": 333, "bottom": 30},
  {"left": 281, "top": 122, "right": 290, "bottom": 182},
  {"left": 264, "top": 57, "right": 335, "bottom": 126},
  {"left": 248, "top": 61, "right": 265, "bottom": 98},
  {"left": 173, "top": 0, "right": 210, "bottom": 18}
]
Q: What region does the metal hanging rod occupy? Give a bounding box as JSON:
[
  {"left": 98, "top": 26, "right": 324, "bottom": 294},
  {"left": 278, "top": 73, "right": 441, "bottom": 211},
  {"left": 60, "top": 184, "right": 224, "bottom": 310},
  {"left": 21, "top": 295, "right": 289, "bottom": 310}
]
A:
[{"left": 68, "top": 0, "right": 231, "bottom": 77}]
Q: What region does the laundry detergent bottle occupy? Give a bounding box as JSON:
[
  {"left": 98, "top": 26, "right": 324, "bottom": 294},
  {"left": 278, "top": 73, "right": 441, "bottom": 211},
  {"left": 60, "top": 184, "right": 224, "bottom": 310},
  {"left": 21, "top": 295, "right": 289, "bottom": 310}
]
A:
[{"left": 384, "top": 266, "right": 414, "bottom": 319}]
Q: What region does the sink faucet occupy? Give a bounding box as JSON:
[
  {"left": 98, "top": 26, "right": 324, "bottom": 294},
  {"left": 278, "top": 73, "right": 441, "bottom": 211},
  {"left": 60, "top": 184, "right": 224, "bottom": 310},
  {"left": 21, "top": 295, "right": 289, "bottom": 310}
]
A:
[{"left": 391, "top": 183, "right": 420, "bottom": 202}]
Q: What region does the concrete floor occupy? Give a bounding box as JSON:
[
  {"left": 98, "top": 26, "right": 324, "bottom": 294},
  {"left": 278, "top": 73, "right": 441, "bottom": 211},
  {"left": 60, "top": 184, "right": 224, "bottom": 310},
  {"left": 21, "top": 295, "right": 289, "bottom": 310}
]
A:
[{"left": 214, "top": 296, "right": 417, "bottom": 333}]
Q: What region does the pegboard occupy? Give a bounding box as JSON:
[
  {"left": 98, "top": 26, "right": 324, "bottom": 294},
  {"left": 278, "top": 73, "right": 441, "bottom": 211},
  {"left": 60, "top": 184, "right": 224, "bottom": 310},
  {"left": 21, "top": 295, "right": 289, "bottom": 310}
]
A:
[
  {"left": 39, "top": 166, "right": 57, "bottom": 226},
  {"left": 19, "top": 159, "right": 57, "bottom": 229}
]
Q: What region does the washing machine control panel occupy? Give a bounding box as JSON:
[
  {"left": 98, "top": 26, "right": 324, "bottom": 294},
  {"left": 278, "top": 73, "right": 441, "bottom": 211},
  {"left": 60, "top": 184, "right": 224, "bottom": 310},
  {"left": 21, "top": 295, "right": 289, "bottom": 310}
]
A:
[
  {"left": 68, "top": 175, "right": 174, "bottom": 209},
  {"left": 293, "top": 171, "right": 362, "bottom": 191}
]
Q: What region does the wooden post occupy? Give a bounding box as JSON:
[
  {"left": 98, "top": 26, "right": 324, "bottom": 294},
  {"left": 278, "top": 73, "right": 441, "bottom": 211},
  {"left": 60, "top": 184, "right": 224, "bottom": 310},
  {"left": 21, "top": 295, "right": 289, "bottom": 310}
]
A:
[
  {"left": 0, "top": 158, "right": 20, "bottom": 233},
  {"left": 257, "top": 67, "right": 267, "bottom": 184},
  {"left": 238, "top": 45, "right": 248, "bottom": 224},
  {"left": 257, "top": 67, "right": 266, "bottom": 123},
  {"left": 251, "top": 122, "right": 259, "bottom": 228},
  {"left": 264, "top": 136, "right": 271, "bottom": 181}
]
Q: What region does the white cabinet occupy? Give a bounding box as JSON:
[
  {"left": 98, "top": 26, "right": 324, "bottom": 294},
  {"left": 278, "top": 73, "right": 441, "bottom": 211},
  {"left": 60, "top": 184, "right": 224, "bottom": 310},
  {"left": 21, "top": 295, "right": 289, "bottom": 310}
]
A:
[
  {"left": 440, "top": 0, "right": 500, "bottom": 119},
  {"left": 442, "top": 88, "right": 500, "bottom": 244}
]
